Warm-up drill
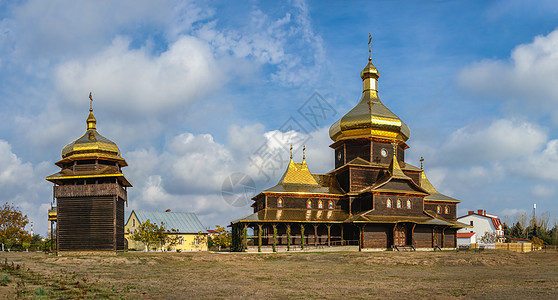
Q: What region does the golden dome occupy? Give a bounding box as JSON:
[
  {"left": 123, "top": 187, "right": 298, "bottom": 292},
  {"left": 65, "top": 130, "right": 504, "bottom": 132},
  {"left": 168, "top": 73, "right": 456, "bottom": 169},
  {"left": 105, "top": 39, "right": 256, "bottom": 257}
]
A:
[
  {"left": 56, "top": 107, "right": 127, "bottom": 167},
  {"left": 329, "top": 58, "right": 410, "bottom": 143}
]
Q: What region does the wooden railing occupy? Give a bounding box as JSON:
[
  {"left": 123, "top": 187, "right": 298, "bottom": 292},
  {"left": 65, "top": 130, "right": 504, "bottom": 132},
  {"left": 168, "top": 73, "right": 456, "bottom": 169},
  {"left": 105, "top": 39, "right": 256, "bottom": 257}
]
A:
[
  {"left": 54, "top": 183, "right": 127, "bottom": 201},
  {"left": 73, "top": 164, "right": 119, "bottom": 173}
]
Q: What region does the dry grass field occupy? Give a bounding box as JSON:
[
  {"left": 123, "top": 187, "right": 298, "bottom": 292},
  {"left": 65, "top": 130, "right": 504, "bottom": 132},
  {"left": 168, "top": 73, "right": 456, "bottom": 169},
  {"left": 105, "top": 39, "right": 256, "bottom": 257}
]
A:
[{"left": 1, "top": 249, "right": 557, "bottom": 299}]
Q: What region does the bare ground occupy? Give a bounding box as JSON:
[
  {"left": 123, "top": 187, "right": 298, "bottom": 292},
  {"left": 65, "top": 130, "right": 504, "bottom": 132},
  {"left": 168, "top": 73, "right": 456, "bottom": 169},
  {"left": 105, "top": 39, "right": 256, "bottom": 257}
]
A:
[{"left": 1, "top": 249, "right": 557, "bottom": 299}]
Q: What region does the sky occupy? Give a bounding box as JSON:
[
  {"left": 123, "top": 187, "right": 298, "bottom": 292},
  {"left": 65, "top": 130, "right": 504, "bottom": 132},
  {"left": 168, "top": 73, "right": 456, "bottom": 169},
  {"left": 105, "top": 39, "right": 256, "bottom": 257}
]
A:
[{"left": 1, "top": 0, "right": 558, "bottom": 236}]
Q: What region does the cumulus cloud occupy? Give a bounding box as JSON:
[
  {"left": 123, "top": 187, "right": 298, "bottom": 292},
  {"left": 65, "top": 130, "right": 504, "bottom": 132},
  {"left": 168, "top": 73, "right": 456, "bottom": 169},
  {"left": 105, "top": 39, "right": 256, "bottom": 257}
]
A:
[
  {"left": 195, "top": 1, "right": 326, "bottom": 86},
  {"left": 0, "top": 140, "right": 53, "bottom": 236},
  {"left": 124, "top": 124, "right": 333, "bottom": 227},
  {"left": 516, "top": 139, "right": 558, "bottom": 180},
  {"left": 0, "top": 0, "right": 211, "bottom": 61},
  {"left": 458, "top": 28, "right": 558, "bottom": 121},
  {"left": 55, "top": 35, "right": 219, "bottom": 115}
]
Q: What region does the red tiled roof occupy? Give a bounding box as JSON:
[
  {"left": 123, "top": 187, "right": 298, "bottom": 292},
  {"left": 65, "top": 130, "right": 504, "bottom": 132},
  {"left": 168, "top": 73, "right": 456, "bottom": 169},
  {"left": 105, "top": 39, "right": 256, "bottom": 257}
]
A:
[
  {"left": 457, "top": 232, "right": 475, "bottom": 238},
  {"left": 491, "top": 217, "right": 502, "bottom": 230}
]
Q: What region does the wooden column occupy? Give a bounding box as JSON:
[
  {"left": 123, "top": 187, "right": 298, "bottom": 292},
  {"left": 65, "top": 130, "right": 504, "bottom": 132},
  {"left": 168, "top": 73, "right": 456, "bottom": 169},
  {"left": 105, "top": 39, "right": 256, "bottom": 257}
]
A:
[
  {"left": 358, "top": 225, "right": 363, "bottom": 252},
  {"left": 327, "top": 225, "right": 331, "bottom": 246},
  {"left": 257, "top": 224, "right": 262, "bottom": 253},
  {"left": 272, "top": 224, "right": 277, "bottom": 253},
  {"left": 242, "top": 224, "right": 248, "bottom": 252},
  {"left": 313, "top": 224, "right": 318, "bottom": 246},
  {"left": 286, "top": 224, "right": 291, "bottom": 251},
  {"left": 411, "top": 223, "right": 416, "bottom": 247},
  {"left": 340, "top": 225, "right": 344, "bottom": 245},
  {"left": 300, "top": 224, "right": 305, "bottom": 250}
]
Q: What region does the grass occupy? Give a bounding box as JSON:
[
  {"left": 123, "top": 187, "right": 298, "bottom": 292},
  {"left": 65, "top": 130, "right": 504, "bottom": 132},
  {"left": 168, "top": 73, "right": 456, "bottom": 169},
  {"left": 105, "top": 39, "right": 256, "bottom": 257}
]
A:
[{"left": 0, "top": 250, "right": 557, "bottom": 299}]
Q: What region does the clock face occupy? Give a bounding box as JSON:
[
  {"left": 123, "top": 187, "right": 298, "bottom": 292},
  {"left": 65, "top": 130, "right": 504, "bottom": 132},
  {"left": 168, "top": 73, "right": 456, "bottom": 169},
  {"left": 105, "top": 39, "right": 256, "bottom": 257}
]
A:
[
  {"left": 337, "top": 152, "right": 342, "bottom": 161},
  {"left": 381, "top": 148, "right": 388, "bottom": 157}
]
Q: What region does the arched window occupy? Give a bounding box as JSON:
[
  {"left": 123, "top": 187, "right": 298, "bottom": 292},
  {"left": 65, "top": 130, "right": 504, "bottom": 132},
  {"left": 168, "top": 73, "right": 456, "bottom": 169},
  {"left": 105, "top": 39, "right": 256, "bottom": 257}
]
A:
[
  {"left": 307, "top": 200, "right": 312, "bottom": 209},
  {"left": 437, "top": 205, "right": 441, "bottom": 214},
  {"left": 406, "top": 199, "right": 411, "bottom": 209},
  {"left": 328, "top": 200, "right": 334, "bottom": 209},
  {"left": 277, "top": 198, "right": 283, "bottom": 208},
  {"left": 444, "top": 206, "right": 449, "bottom": 214},
  {"left": 396, "top": 199, "right": 402, "bottom": 208},
  {"left": 318, "top": 200, "right": 323, "bottom": 209},
  {"left": 386, "top": 198, "right": 392, "bottom": 208}
]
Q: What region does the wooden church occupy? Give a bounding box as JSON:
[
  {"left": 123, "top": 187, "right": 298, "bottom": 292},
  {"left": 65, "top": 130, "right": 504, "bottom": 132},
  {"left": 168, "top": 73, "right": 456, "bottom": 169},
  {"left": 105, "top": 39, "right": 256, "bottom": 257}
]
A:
[
  {"left": 231, "top": 44, "right": 468, "bottom": 251},
  {"left": 46, "top": 95, "right": 131, "bottom": 253}
]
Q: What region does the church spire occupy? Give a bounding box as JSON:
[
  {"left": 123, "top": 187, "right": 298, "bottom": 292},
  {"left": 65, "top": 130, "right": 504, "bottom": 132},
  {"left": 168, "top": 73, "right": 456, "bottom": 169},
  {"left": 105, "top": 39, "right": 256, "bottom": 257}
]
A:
[{"left": 86, "top": 92, "right": 97, "bottom": 130}]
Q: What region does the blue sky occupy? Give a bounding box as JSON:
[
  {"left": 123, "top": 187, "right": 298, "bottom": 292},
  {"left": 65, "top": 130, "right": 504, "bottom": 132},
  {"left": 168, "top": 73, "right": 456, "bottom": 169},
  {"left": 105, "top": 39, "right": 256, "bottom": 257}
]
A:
[{"left": 1, "top": 0, "right": 558, "bottom": 236}]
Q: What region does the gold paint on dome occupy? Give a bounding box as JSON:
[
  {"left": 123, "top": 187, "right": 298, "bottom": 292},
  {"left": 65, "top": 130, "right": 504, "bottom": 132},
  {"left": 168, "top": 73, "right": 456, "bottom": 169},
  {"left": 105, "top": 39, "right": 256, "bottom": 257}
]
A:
[
  {"left": 329, "top": 40, "right": 410, "bottom": 143},
  {"left": 57, "top": 96, "right": 127, "bottom": 167}
]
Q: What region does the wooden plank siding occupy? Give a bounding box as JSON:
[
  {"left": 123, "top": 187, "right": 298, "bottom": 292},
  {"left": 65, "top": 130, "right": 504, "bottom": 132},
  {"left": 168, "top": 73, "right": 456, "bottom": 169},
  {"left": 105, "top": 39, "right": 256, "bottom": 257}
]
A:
[
  {"left": 363, "top": 224, "right": 390, "bottom": 248},
  {"left": 57, "top": 195, "right": 125, "bottom": 251},
  {"left": 414, "top": 225, "right": 433, "bottom": 248},
  {"left": 54, "top": 183, "right": 127, "bottom": 202}
]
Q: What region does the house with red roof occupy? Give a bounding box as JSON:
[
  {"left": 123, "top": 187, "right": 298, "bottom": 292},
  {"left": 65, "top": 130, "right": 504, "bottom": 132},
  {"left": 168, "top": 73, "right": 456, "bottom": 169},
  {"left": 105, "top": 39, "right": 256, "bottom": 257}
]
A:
[{"left": 457, "top": 210, "right": 505, "bottom": 244}]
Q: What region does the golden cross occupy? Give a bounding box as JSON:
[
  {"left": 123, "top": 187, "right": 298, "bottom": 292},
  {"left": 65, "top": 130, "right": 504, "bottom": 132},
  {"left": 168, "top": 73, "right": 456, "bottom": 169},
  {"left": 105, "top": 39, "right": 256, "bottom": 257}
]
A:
[
  {"left": 303, "top": 145, "right": 306, "bottom": 160},
  {"left": 368, "top": 33, "right": 372, "bottom": 61},
  {"left": 420, "top": 157, "right": 424, "bottom": 170},
  {"left": 290, "top": 145, "right": 293, "bottom": 160},
  {"left": 89, "top": 92, "right": 93, "bottom": 111}
]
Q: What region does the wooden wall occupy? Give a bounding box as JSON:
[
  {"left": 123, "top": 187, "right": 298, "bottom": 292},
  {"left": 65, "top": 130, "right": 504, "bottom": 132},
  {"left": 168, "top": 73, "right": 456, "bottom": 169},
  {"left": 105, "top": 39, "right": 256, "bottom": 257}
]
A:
[
  {"left": 372, "top": 195, "right": 424, "bottom": 216},
  {"left": 414, "top": 225, "right": 433, "bottom": 248},
  {"left": 363, "top": 224, "right": 390, "bottom": 248},
  {"left": 57, "top": 196, "right": 116, "bottom": 251}
]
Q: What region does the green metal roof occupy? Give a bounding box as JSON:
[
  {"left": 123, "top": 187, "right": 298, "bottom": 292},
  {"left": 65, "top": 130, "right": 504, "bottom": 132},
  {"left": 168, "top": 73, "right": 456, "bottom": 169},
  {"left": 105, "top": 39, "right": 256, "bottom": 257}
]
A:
[{"left": 130, "top": 210, "right": 207, "bottom": 234}]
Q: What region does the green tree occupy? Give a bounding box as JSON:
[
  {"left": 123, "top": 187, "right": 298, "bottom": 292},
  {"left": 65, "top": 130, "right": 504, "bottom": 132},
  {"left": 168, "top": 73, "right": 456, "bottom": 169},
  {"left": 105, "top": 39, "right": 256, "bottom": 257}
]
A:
[
  {"left": 127, "top": 219, "right": 178, "bottom": 251},
  {"left": 0, "top": 203, "right": 31, "bottom": 247},
  {"left": 209, "top": 225, "right": 231, "bottom": 251}
]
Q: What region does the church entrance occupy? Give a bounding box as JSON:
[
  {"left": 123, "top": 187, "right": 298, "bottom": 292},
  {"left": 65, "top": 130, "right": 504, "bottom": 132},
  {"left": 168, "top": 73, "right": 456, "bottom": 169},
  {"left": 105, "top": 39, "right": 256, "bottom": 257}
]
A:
[{"left": 394, "top": 224, "right": 406, "bottom": 246}]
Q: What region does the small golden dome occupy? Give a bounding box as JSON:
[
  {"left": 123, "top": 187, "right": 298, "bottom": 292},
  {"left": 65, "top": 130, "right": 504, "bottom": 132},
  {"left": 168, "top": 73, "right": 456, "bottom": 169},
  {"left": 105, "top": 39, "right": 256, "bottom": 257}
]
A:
[
  {"left": 329, "top": 58, "right": 410, "bottom": 143},
  {"left": 57, "top": 105, "right": 127, "bottom": 167}
]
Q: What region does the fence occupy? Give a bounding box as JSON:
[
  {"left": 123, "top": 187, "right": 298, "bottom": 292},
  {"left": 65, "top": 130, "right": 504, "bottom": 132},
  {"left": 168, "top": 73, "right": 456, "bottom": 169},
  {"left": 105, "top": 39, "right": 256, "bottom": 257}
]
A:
[{"left": 495, "top": 242, "right": 532, "bottom": 253}]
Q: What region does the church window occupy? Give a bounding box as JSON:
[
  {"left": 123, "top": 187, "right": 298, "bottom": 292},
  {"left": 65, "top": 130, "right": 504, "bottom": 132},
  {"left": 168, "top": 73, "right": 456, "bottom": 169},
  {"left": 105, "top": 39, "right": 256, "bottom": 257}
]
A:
[
  {"left": 277, "top": 198, "right": 283, "bottom": 208},
  {"left": 178, "top": 236, "right": 184, "bottom": 245},
  {"left": 437, "top": 205, "right": 441, "bottom": 214},
  {"left": 396, "top": 199, "right": 402, "bottom": 208},
  {"left": 406, "top": 199, "right": 411, "bottom": 209},
  {"left": 318, "top": 200, "right": 323, "bottom": 209},
  {"left": 328, "top": 200, "right": 334, "bottom": 209},
  {"left": 381, "top": 148, "right": 388, "bottom": 157},
  {"left": 132, "top": 219, "right": 135, "bottom": 227},
  {"left": 307, "top": 200, "right": 312, "bottom": 209},
  {"left": 444, "top": 206, "right": 449, "bottom": 214},
  {"left": 386, "top": 198, "right": 392, "bottom": 208}
]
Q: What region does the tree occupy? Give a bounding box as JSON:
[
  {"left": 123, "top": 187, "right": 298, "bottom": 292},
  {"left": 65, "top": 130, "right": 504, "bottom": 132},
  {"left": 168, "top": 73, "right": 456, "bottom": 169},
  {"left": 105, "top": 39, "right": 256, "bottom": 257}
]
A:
[
  {"left": 479, "top": 231, "right": 497, "bottom": 244},
  {"left": 127, "top": 219, "right": 178, "bottom": 251},
  {"left": 194, "top": 231, "right": 207, "bottom": 247},
  {"left": 209, "top": 225, "right": 231, "bottom": 251},
  {"left": 0, "top": 202, "right": 31, "bottom": 246}
]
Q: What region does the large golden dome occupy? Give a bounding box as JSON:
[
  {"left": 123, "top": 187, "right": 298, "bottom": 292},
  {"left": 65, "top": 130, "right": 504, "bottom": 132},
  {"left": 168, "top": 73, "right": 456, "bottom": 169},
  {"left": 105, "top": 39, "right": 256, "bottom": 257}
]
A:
[
  {"left": 329, "top": 58, "right": 410, "bottom": 143},
  {"left": 56, "top": 107, "right": 127, "bottom": 167}
]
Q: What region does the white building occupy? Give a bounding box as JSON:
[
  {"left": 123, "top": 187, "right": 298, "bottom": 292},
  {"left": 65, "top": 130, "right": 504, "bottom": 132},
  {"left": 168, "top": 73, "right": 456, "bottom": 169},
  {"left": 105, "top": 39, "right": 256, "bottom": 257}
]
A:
[{"left": 457, "top": 210, "right": 505, "bottom": 243}]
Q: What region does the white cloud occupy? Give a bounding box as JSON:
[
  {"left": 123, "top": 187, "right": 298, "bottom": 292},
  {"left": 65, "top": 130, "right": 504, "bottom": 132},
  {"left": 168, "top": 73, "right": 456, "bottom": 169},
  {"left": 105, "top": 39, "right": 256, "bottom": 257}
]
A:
[
  {"left": 439, "top": 119, "right": 547, "bottom": 165},
  {"left": 0, "top": 140, "right": 53, "bottom": 236},
  {"left": 124, "top": 124, "right": 334, "bottom": 227},
  {"left": 458, "top": 28, "right": 558, "bottom": 121},
  {"left": 55, "top": 35, "right": 219, "bottom": 115},
  {"left": 531, "top": 184, "right": 556, "bottom": 197},
  {"left": 516, "top": 139, "right": 558, "bottom": 180}
]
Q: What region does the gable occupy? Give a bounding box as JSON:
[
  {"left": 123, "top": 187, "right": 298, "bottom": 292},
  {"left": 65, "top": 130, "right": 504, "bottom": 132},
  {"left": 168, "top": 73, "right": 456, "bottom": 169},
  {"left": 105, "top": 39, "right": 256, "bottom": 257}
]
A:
[{"left": 373, "top": 179, "right": 428, "bottom": 195}]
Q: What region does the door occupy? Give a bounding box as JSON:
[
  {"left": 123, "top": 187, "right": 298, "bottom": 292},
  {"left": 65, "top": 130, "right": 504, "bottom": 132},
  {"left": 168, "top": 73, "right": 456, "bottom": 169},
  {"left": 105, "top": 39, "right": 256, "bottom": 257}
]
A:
[{"left": 394, "top": 224, "right": 406, "bottom": 246}]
